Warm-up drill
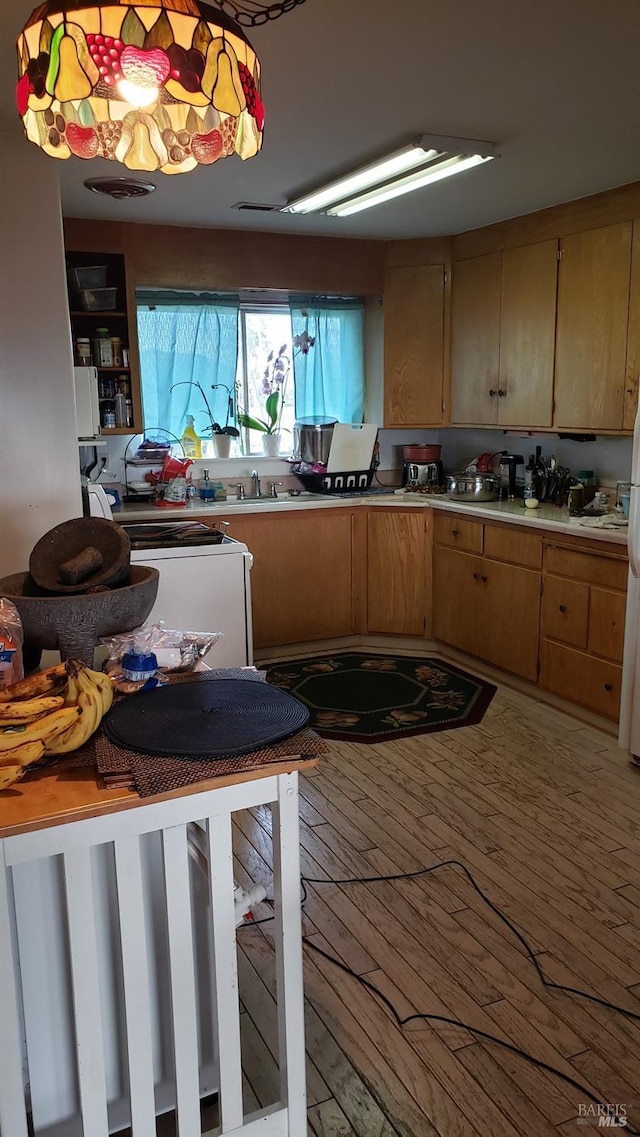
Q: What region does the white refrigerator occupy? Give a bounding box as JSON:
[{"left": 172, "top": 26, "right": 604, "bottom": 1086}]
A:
[{"left": 619, "top": 408, "right": 640, "bottom": 759}]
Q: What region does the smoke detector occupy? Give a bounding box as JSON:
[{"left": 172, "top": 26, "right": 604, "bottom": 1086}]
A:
[{"left": 83, "top": 177, "right": 156, "bottom": 200}]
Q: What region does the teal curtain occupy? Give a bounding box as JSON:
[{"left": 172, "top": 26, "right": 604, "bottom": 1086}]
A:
[
  {"left": 291, "top": 300, "right": 365, "bottom": 423},
  {"left": 136, "top": 295, "right": 239, "bottom": 442}
]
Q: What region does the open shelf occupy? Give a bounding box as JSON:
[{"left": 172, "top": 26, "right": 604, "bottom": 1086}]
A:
[{"left": 69, "top": 310, "right": 128, "bottom": 318}]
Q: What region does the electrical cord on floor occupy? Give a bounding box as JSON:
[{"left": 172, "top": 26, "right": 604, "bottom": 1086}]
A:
[{"left": 240, "top": 862, "right": 640, "bottom": 1132}]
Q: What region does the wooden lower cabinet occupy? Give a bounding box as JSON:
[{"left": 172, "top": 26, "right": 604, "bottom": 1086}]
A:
[
  {"left": 222, "top": 510, "right": 354, "bottom": 647},
  {"left": 539, "top": 543, "right": 627, "bottom": 719},
  {"left": 366, "top": 510, "right": 427, "bottom": 635},
  {"left": 433, "top": 548, "right": 484, "bottom": 659},
  {"left": 433, "top": 545, "right": 540, "bottom": 681},
  {"left": 540, "top": 640, "right": 622, "bottom": 720}
]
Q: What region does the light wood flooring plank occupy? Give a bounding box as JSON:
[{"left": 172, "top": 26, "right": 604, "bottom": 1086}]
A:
[{"left": 307, "top": 1098, "right": 358, "bottom": 1136}]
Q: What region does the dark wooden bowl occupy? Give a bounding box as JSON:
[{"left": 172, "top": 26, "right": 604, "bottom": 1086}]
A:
[
  {"left": 0, "top": 566, "right": 159, "bottom": 665},
  {"left": 29, "top": 518, "right": 131, "bottom": 594}
]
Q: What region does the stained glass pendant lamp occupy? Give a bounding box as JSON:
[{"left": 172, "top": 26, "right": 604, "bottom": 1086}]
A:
[{"left": 16, "top": 0, "right": 267, "bottom": 174}]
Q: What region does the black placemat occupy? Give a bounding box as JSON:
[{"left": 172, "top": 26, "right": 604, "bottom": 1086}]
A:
[{"left": 103, "top": 678, "right": 310, "bottom": 759}]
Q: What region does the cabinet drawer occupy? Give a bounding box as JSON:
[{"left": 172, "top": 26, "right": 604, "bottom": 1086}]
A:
[
  {"left": 544, "top": 544, "right": 627, "bottom": 591},
  {"left": 434, "top": 513, "right": 483, "bottom": 554},
  {"left": 541, "top": 576, "right": 589, "bottom": 649},
  {"left": 588, "top": 587, "right": 626, "bottom": 662},
  {"left": 484, "top": 524, "right": 542, "bottom": 569},
  {"left": 540, "top": 639, "right": 622, "bottom": 720}
]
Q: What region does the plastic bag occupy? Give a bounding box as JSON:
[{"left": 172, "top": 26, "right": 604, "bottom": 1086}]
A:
[
  {"left": 101, "top": 622, "right": 222, "bottom": 674},
  {"left": 0, "top": 599, "right": 24, "bottom": 689}
]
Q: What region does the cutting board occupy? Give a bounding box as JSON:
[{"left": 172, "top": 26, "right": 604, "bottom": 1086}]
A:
[{"left": 326, "top": 424, "right": 378, "bottom": 473}]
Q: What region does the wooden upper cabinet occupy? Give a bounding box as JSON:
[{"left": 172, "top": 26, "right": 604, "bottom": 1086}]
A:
[
  {"left": 450, "top": 252, "right": 501, "bottom": 425},
  {"left": 554, "top": 222, "right": 632, "bottom": 431},
  {"left": 624, "top": 219, "right": 640, "bottom": 431},
  {"left": 383, "top": 263, "right": 445, "bottom": 427},
  {"left": 498, "top": 240, "right": 558, "bottom": 428},
  {"left": 451, "top": 243, "right": 558, "bottom": 428}
]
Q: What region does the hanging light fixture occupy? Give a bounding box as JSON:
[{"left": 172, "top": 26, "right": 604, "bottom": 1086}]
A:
[{"left": 15, "top": 0, "right": 268, "bottom": 175}]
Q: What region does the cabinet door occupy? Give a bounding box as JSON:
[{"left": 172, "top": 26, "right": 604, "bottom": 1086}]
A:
[
  {"left": 451, "top": 253, "right": 501, "bottom": 425},
  {"left": 541, "top": 575, "right": 589, "bottom": 649},
  {"left": 588, "top": 587, "right": 626, "bottom": 663},
  {"left": 498, "top": 240, "right": 558, "bottom": 428},
  {"left": 540, "top": 639, "right": 622, "bottom": 720},
  {"left": 554, "top": 223, "right": 632, "bottom": 430},
  {"left": 383, "top": 264, "right": 445, "bottom": 427},
  {"left": 367, "top": 511, "right": 426, "bottom": 635},
  {"left": 481, "top": 559, "right": 541, "bottom": 681},
  {"left": 432, "top": 546, "right": 484, "bottom": 657},
  {"left": 623, "top": 219, "right": 640, "bottom": 431},
  {"left": 226, "top": 511, "right": 353, "bottom": 647}
]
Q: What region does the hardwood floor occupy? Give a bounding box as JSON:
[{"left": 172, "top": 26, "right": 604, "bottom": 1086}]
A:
[{"left": 231, "top": 681, "right": 640, "bottom": 1136}]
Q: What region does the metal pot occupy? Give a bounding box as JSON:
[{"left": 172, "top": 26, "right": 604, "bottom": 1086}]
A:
[
  {"left": 292, "top": 418, "right": 336, "bottom": 465},
  {"left": 446, "top": 472, "right": 501, "bottom": 502}
]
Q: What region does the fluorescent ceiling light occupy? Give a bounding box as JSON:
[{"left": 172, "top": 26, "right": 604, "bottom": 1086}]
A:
[
  {"left": 328, "top": 154, "right": 493, "bottom": 216},
  {"left": 282, "top": 134, "right": 499, "bottom": 217},
  {"left": 282, "top": 143, "right": 440, "bottom": 214}
]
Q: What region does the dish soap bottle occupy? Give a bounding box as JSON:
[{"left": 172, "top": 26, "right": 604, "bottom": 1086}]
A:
[
  {"left": 181, "top": 415, "right": 202, "bottom": 459},
  {"left": 199, "top": 469, "right": 215, "bottom": 502}
]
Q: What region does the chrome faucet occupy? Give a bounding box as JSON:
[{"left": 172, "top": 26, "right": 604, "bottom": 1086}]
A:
[{"left": 250, "top": 470, "right": 262, "bottom": 498}]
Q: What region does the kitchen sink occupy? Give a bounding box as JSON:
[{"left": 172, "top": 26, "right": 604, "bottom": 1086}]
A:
[{"left": 222, "top": 494, "right": 297, "bottom": 506}]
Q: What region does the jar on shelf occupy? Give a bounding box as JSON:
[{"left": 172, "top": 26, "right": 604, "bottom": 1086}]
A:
[
  {"left": 111, "top": 337, "right": 123, "bottom": 367},
  {"left": 125, "top": 398, "right": 133, "bottom": 426},
  {"left": 102, "top": 405, "right": 116, "bottom": 429},
  {"left": 114, "top": 392, "right": 128, "bottom": 427},
  {"left": 92, "top": 328, "right": 113, "bottom": 367},
  {"left": 115, "top": 374, "right": 129, "bottom": 395},
  {"left": 76, "top": 337, "right": 91, "bottom": 365},
  {"left": 99, "top": 374, "right": 115, "bottom": 398}
]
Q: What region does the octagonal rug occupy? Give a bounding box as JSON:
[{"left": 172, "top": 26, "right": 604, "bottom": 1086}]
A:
[{"left": 264, "top": 653, "right": 496, "bottom": 743}]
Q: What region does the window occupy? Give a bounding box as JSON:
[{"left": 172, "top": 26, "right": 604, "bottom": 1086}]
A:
[{"left": 136, "top": 291, "right": 365, "bottom": 456}]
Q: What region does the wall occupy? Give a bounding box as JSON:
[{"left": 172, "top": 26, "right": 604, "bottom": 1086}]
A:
[
  {"left": 438, "top": 428, "right": 633, "bottom": 487},
  {"left": 0, "top": 131, "right": 81, "bottom": 576}
]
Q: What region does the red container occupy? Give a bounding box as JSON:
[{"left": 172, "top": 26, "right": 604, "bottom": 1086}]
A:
[{"left": 402, "top": 444, "right": 442, "bottom": 463}]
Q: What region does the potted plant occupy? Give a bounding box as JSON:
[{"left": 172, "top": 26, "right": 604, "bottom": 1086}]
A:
[
  {"left": 237, "top": 331, "right": 315, "bottom": 457},
  {"left": 170, "top": 381, "right": 239, "bottom": 458}
]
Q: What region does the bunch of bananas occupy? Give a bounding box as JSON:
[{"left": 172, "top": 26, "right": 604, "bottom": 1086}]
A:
[{"left": 0, "top": 661, "right": 113, "bottom": 791}]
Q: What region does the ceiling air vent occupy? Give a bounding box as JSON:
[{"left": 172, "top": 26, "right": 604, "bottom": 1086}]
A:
[{"left": 232, "top": 202, "right": 280, "bottom": 212}]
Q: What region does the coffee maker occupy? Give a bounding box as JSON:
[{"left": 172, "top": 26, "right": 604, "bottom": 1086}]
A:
[
  {"left": 403, "top": 461, "right": 445, "bottom": 488},
  {"left": 498, "top": 454, "right": 525, "bottom": 499}
]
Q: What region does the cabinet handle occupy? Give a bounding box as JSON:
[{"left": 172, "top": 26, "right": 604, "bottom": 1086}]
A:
[
  {"left": 473, "top": 571, "right": 480, "bottom": 580},
  {"left": 498, "top": 389, "right": 506, "bottom": 398},
  {"left": 452, "top": 529, "right": 459, "bottom": 537},
  {"left": 559, "top": 604, "right": 567, "bottom": 613},
  {"left": 481, "top": 575, "right": 488, "bottom": 583},
  {"left": 604, "top": 683, "right": 613, "bottom": 692},
  {"left": 489, "top": 388, "right": 497, "bottom": 398}
]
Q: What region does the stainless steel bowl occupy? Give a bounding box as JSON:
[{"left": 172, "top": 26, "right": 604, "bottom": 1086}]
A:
[{"left": 446, "top": 472, "right": 501, "bottom": 502}]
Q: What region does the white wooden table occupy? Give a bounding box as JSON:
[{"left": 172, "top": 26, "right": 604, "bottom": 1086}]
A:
[{"left": 0, "top": 754, "right": 317, "bottom": 1137}]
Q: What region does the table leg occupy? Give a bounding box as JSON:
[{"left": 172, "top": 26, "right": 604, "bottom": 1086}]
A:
[
  {"left": 272, "top": 772, "right": 307, "bottom": 1136},
  {"left": 0, "top": 842, "right": 29, "bottom": 1137}
]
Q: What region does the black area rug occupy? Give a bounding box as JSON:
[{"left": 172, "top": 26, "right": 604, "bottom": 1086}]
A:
[{"left": 264, "top": 653, "right": 496, "bottom": 743}]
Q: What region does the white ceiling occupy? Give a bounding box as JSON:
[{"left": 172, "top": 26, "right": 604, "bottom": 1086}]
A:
[{"left": 4, "top": 0, "right": 640, "bottom": 239}]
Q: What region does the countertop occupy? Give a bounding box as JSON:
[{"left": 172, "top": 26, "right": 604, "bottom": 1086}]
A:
[
  {"left": 116, "top": 491, "right": 630, "bottom": 547},
  {"left": 0, "top": 750, "right": 319, "bottom": 839}
]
